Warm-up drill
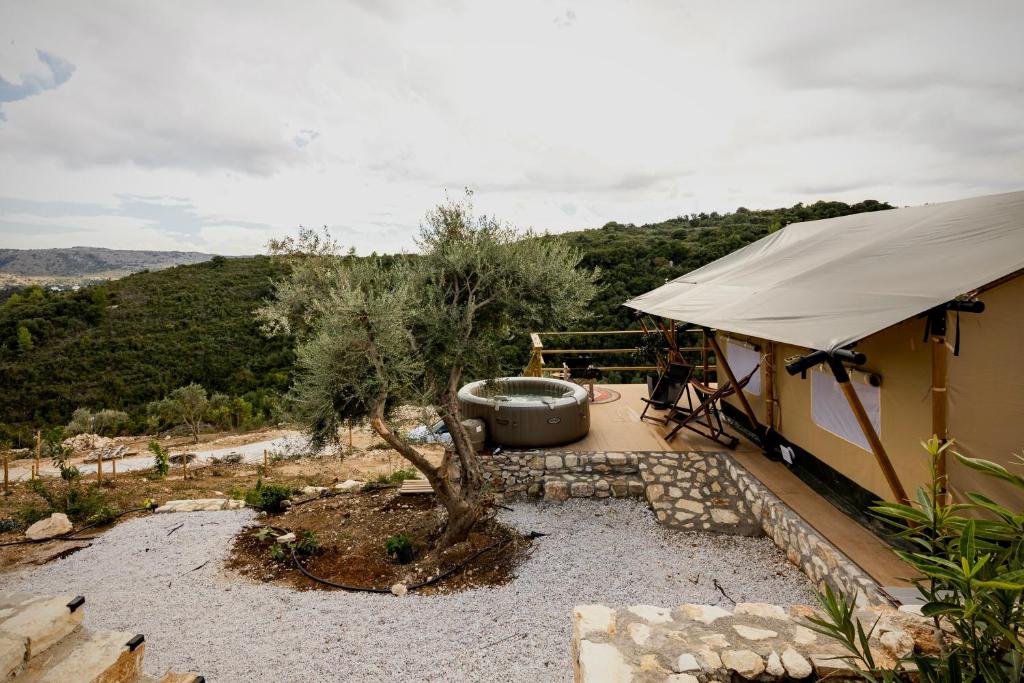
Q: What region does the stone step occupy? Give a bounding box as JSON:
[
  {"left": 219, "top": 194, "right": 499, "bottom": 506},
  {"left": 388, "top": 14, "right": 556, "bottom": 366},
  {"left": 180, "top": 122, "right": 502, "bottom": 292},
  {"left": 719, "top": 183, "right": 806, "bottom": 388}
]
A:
[
  {"left": 0, "top": 593, "right": 86, "bottom": 677},
  {"left": 12, "top": 628, "right": 144, "bottom": 683}
]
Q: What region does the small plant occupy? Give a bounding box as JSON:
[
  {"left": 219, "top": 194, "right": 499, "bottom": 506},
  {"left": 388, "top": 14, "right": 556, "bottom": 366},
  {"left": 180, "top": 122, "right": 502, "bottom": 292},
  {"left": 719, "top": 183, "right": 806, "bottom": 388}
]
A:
[
  {"left": 26, "top": 477, "right": 111, "bottom": 524},
  {"left": 363, "top": 469, "right": 422, "bottom": 491},
  {"left": 385, "top": 533, "right": 414, "bottom": 564},
  {"left": 366, "top": 441, "right": 392, "bottom": 451},
  {"left": 242, "top": 479, "right": 293, "bottom": 513},
  {"left": 149, "top": 441, "right": 170, "bottom": 478},
  {"left": 293, "top": 530, "right": 321, "bottom": 556},
  {"left": 268, "top": 543, "right": 286, "bottom": 562},
  {"left": 0, "top": 518, "right": 18, "bottom": 533},
  {"left": 252, "top": 526, "right": 275, "bottom": 542}
]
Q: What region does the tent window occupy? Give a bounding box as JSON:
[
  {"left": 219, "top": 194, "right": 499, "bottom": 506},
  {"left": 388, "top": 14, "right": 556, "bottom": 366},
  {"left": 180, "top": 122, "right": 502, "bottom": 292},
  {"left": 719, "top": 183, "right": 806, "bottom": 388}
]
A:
[
  {"left": 811, "top": 367, "right": 880, "bottom": 451},
  {"left": 725, "top": 338, "right": 761, "bottom": 396}
]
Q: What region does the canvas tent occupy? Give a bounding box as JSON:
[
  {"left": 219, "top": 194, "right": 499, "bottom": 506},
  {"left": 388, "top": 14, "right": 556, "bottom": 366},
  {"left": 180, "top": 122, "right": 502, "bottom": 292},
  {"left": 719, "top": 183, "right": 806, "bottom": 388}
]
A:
[{"left": 625, "top": 191, "right": 1024, "bottom": 507}]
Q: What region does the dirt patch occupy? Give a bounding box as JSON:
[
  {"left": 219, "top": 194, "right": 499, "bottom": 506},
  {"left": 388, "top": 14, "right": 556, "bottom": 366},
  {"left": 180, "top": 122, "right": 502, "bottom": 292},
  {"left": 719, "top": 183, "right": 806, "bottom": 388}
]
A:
[{"left": 227, "top": 488, "right": 532, "bottom": 595}]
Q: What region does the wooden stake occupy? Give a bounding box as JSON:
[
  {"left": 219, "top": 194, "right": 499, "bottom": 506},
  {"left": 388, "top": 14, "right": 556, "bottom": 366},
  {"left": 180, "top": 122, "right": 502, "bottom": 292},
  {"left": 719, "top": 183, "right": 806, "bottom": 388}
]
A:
[
  {"left": 3, "top": 451, "right": 8, "bottom": 494},
  {"left": 707, "top": 332, "right": 762, "bottom": 436},
  {"left": 836, "top": 372, "right": 910, "bottom": 505},
  {"left": 182, "top": 453, "right": 188, "bottom": 480},
  {"left": 348, "top": 427, "right": 353, "bottom": 452},
  {"left": 34, "top": 430, "right": 41, "bottom": 481},
  {"left": 96, "top": 450, "right": 103, "bottom": 485},
  {"left": 111, "top": 457, "right": 117, "bottom": 483},
  {"left": 263, "top": 448, "right": 268, "bottom": 467}
]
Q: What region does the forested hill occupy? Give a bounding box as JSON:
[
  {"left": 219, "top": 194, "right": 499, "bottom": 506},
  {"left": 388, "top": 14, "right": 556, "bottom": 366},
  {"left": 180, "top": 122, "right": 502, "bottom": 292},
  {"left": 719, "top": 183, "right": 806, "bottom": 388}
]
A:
[{"left": 0, "top": 200, "right": 892, "bottom": 444}]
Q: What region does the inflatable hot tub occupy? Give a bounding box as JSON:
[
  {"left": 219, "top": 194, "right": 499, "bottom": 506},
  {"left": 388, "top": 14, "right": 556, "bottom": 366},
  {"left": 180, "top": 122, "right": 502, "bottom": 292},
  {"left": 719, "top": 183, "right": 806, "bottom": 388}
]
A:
[{"left": 457, "top": 376, "right": 590, "bottom": 448}]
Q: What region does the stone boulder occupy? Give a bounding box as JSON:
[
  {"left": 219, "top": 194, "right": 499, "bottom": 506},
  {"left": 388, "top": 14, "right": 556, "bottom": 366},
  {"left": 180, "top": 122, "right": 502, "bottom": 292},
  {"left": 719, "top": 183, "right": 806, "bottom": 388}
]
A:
[{"left": 25, "top": 513, "right": 73, "bottom": 540}]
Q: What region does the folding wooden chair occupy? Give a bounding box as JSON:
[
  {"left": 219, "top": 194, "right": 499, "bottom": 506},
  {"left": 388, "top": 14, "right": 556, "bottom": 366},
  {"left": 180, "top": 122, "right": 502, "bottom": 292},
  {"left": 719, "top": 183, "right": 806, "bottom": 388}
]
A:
[
  {"left": 640, "top": 362, "right": 694, "bottom": 423},
  {"left": 664, "top": 362, "right": 760, "bottom": 449}
]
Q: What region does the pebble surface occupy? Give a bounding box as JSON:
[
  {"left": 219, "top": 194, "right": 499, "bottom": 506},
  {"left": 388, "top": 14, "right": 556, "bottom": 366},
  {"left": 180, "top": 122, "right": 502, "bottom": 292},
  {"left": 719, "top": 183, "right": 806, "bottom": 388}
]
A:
[{"left": 7, "top": 499, "right": 816, "bottom": 682}]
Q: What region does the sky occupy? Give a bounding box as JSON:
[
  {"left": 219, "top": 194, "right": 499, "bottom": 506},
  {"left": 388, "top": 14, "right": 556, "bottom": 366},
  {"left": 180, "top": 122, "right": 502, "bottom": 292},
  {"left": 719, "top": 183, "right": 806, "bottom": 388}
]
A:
[{"left": 1, "top": 1, "right": 1022, "bottom": 256}]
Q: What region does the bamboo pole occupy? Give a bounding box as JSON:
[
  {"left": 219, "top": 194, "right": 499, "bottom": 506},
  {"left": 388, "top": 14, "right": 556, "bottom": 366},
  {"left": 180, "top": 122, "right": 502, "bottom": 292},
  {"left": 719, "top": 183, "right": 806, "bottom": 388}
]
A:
[
  {"left": 707, "top": 332, "right": 761, "bottom": 435},
  {"left": 834, "top": 365, "right": 910, "bottom": 505},
  {"left": 34, "top": 431, "right": 41, "bottom": 480},
  {"left": 764, "top": 342, "right": 776, "bottom": 431},
  {"left": 931, "top": 331, "right": 949, "bottom": 492}
]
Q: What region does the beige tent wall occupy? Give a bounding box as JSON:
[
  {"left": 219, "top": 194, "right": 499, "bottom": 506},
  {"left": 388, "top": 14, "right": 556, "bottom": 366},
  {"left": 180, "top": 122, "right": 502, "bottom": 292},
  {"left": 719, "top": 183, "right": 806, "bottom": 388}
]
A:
[
  {"left": 720, "top": 321, "right": 933, "bottom": 501},
  {"left": 947, "top": 274, "right": 1024, "bottom": 509}
]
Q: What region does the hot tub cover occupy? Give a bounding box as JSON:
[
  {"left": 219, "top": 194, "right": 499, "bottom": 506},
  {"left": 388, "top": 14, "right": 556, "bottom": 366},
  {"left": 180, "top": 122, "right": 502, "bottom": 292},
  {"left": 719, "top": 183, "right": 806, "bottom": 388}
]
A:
[{"left": 624, "top": 191, "right": 1024, "bottom": 352}]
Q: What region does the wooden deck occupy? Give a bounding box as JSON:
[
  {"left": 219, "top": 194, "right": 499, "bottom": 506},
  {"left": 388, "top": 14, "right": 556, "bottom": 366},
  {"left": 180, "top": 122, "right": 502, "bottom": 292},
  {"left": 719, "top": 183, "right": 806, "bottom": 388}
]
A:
[{"left": 568, "top": 384, "right": 913, "bottom": 590}]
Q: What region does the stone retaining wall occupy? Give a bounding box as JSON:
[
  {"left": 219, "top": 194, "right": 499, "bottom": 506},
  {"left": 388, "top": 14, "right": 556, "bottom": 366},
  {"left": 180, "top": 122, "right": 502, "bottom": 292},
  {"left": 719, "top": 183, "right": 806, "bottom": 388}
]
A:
[
  {"left": 572, "top": 602, "right": 939, "bottom": 682},
  {"left": 639, "top": 452, "right": 761, "bottom": 536},
  {"left": 480, "top": 449, "right": 893, "bottom": 606}
]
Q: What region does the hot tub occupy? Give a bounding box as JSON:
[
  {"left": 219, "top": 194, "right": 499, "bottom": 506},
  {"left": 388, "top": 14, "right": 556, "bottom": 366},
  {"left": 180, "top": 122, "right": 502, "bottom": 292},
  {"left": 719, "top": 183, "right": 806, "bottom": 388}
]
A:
[{"left": 457, "top": 376, "right": 590, "bottom": 448}]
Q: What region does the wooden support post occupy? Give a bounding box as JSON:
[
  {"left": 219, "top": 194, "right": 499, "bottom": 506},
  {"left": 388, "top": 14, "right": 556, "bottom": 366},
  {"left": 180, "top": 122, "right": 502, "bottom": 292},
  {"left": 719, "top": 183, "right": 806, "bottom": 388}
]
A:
[
  {"left": 96, "top": 450, "right": 103, "bottom": 485},
  {"left": 764, "top": 342, "right": 776, "bottom": 431},
  {"left": 930, "top": 317, "right": 950, "bottom": 492},
  {"left": 702, "top": 331, "right": 710, "bottom": 382},
  {"left": 830, "top": 358, "right": 910, "bottom": 505},
  {"left": 111, "top": 457, "right": 117, "bottom": 483},
  {"left": 3, "top": 451, "right": 8, "bottom": 494},
  {"left": 347, "top": 427, "right": 353, "bottom": 452},
  {"left": 34, "top": 431, "right": 41, "bottom": 480},
  {"left": 263, "top": 448, "right": 268, "bottom": 468},
  {"left": 182, "top": 453, "right": 187, "bottom": 480},
  {"left": 707, "top": 332, "right": 762, "bottom": 435}
]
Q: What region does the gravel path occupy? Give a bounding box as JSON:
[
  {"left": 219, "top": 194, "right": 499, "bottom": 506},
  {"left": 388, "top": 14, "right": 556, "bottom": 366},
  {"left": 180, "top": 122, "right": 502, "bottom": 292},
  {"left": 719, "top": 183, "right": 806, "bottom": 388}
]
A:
[{"left": 7, "top": 499, "right": 817, "bottom": 682}]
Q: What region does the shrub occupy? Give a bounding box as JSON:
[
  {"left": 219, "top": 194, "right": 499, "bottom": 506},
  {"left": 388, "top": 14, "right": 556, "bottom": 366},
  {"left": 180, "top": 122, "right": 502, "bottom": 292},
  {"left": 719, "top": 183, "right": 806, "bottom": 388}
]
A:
[
  {"left": 242, "top": 479, "right": 293, "bottom": 513},
  {"left": 807, "top": 437, "right": 1024, "bottom": 681},
  {"left": 148, "top": 440, "right": 170, "bottom": 478},
  {"left": 268, "top": 543, "right": 286, "bottom": 562},
  {"left": 385, "top": 533, "right": 414, "bottom": 564},
  {"left": 293, "top": 530, "right": 320, "bottom": 556},
  {"left": 364, "top": 469, "right": 422, "bottom": 491},
  {"left": 26, "top": 477, "right": 112, "bottom": 524}
]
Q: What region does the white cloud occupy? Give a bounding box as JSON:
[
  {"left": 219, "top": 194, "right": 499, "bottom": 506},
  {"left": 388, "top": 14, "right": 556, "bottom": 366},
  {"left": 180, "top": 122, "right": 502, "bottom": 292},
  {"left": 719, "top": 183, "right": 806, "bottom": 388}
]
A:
[{"left": 0, "top": 0, "right": 1022, "bottom": 255}]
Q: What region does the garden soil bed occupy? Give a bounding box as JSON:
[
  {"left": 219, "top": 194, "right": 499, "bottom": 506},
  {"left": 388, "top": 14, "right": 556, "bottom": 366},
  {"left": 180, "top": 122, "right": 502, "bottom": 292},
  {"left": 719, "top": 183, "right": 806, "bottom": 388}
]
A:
[{"left": 227, "top": 488, "right": 531, "bottom": 594}]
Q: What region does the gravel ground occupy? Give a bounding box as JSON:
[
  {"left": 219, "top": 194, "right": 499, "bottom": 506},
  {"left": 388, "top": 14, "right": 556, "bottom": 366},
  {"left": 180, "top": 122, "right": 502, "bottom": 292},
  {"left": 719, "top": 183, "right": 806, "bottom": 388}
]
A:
[{"left": 7, "top": 499, "right": 817, "bottom": 682}]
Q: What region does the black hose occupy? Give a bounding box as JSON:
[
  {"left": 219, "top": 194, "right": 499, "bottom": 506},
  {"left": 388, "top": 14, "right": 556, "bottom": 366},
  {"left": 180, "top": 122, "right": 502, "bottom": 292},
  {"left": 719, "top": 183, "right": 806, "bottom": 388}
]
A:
[
  {"left": 286, "top": 532, "right": 513, "bottom": 594},
  {"left": 0, "top": 505, "right": 156, "bottom": 548}
]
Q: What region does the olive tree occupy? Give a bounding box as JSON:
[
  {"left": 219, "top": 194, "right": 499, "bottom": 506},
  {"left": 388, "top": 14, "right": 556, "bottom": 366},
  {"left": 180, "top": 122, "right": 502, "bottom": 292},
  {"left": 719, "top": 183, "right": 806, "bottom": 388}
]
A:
[
  {"left": 260, "top": 196, "right": 598, "bottom": 548},
  {"left": 147, "top": 383, "right": 209, "bottom": 444}
]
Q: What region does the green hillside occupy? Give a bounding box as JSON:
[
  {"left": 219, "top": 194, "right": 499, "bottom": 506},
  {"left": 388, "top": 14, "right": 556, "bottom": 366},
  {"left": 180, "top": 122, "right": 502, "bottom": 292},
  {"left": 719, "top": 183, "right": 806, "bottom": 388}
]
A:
[{"left": 0, "top": 200, "right": 891, "bottom": 445}]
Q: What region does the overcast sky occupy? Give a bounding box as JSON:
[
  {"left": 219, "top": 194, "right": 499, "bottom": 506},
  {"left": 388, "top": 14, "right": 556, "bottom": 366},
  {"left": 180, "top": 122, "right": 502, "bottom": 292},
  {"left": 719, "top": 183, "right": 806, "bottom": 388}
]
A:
[{"left": 1, "top": 1, "right": 1022, "bottom": 255}]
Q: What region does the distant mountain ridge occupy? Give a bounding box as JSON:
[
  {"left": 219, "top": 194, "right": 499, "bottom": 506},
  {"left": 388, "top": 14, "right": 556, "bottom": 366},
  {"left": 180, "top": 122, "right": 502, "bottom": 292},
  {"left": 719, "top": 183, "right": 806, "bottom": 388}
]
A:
[{"left": 0, "top": 246, "right": 217, "bottom": 278}]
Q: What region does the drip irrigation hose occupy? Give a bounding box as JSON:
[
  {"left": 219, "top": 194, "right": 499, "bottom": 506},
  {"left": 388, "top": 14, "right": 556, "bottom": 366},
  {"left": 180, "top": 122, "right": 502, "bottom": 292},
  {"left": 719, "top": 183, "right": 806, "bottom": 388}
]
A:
[
  {"left": 283, "top": 528, "right": 514, "bottom": 594},
  {"left": 0, "top": 504, "right": 157, "bottom": 548}
]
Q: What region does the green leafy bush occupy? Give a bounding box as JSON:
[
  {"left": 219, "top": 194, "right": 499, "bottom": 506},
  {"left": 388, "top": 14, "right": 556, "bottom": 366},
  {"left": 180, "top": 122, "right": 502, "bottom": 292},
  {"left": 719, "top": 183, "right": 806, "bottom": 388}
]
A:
[
  {"left": 385, "top": 533, "right": 414, "bottom": 564},
  {"left": 242, "top": 479, "right": 293, "bottom": 513},
  {"left": 148, "top": 440, "right": 170, "bottom": 478},
  {"left": 807, "top": 437, "right": 1024, "bottom": 682},
  {"left": 26, "top": 477, "right": 112, "bottom": 525},
  {"left": 268, "top": 543, "right": 286, "bottom": 562},
  {"left": 293, "top": 530, "right": 320, "bottom": 556}
]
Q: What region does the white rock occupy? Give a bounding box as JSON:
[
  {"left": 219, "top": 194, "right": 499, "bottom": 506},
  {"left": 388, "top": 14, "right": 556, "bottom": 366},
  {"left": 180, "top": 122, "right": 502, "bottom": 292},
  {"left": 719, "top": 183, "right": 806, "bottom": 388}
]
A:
[
  {"left": 25, "top": 513, "right": 73, "bottom": 540},
  {"left": 578, "top": 640, "right": 632, "bottom": 683},
  {"left": 880, "top": 629, "right": 914, "bottom": 658},
  {"left": 628, "top": 605, "right": 672, "bottom": 624},
  {"left": 300, "top": 486, "right": 328, "bottom": 495},
  {"left": 678, "top": 603, "right": 731, "bottom": 624},
  {"left": 732, "top": 624, "right": 778, "bottom": 641},
  {"left": 334, "top": 480, "right": 363, "bottom": 491},
  {"left": 574, "top": 605, "right": 617, "bottom": 638},
  {"left": 734, "top": 603, "right": 789, "bottom": 620},
  {"left": 275, "top": 532, "right": 296, "bottom": 544},
  {"left": 390, "top": 583, "right": 408, "bottom": 597},
  {"left": 710, "top": 508, "right": 741, "bottom": 525},
  {"left": 793, "top": 625, "right": 817, "bottom": 645},
  {"left": 696, "top": 648, "right": 722, "bottom": 672},
  {"left": 627, "top": 623, "right": 650, "bottom": 646},
  {"left": 766, "top": 651, "right": 785, "bottom": 676},
  {"left": 781, "top": 647, "right": 812, "bottom": 679},
  {"left": 666, "top": 675, "right": 697, "bottom": 683},
  {"left": 721, "top": 649, "right": 764, "bottom": 678},
  {"left": 674, "top": 653, "right": 700, "bottom": 672}
]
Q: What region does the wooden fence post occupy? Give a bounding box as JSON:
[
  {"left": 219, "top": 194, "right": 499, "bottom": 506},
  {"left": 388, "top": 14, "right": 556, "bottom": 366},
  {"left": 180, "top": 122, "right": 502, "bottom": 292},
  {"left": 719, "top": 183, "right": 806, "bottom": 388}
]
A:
[
  {"left": 34, "top": 430, "right": 41, "bottom": 480},
  {"left": 111, "top": 457, "right": 117, "bottom": 483},
  {"left": 96, "top": 451, "right": 103, "bottom": 485},
  {"left": 3, "top": 451, "right": 8, "bottom": 494},
  {"left": 263, "top": 448, "right": 268, "bottom": 468}
]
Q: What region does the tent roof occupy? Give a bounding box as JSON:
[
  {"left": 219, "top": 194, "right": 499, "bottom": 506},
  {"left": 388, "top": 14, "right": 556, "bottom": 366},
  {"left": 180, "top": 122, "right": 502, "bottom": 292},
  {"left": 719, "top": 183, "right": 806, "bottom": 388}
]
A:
[{"left": 624, "top": 191, "right": 1024, "bottom": 352}]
